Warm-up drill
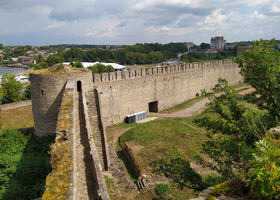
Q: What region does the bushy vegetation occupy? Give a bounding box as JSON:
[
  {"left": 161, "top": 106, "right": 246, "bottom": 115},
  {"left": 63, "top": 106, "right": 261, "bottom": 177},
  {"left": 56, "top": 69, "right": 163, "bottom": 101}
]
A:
[
  {"left": 0, "top": 73, "right": 31, "bottom": 105},
  {"left": 246, "top": 131, "right": 280, "bottom": 199},
  {"left": 180, "top": 50, "right": 235, "bottom": 63},
  {"left": 196, "top": 79, "right": 271, "bottom": 178},
  {"left": 235, "top": 38, "right": 280, "bottom": 119},
  {"left": 88, "top": 63, "right": 114, "bottom": 74},
  {"left": 0, "top": 73, "right": 23, "bottom": 104},
  {"left": 22, "top": 84, "right": 31, "bottom": 100},
  {"left": 0, "top": 129, "right": 54, "bottom": 200},
  {"left": 155, "top": 184, "right": 169, "bottom": 196},
  {"left": 152, "top": 158, "right": 206, "bottom": 191}
]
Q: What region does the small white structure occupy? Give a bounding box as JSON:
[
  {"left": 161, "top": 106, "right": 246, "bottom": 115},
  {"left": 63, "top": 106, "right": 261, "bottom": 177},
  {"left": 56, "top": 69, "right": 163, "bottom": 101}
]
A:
[
  {"left": 15, "top": 75, "right": 29, "bottom": 83},
  {"left": 63, "top": 62, "right": 126, "bottom": 71}
]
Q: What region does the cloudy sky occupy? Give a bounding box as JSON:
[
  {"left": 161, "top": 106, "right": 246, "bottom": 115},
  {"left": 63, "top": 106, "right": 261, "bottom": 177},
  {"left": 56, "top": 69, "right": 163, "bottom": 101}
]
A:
[{"left": 0, "top": 0, "right": 279, "bottom": 46}]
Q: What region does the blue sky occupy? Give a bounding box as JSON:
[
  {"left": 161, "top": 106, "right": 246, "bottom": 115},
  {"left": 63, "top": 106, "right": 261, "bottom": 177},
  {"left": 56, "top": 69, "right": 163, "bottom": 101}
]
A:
[{"left": 0, "top": 0, "right": 279, "bottom": 46}]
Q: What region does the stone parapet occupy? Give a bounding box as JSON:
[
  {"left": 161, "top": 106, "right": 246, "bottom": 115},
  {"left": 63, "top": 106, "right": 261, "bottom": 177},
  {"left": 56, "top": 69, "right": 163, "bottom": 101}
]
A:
[{"left": 92, "top": 59, "right": 235, "bottom": 83}]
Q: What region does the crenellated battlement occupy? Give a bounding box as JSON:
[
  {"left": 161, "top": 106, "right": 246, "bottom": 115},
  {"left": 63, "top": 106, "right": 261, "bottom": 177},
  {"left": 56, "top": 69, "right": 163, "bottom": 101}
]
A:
[{"left": 92, "top": 59, "right": 235, "bottom": 83}]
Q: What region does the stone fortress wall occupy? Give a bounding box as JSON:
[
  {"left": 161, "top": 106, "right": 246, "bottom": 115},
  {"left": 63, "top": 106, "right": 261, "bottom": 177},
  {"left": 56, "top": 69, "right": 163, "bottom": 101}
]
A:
[
  {"left": 92, "top": 59, "right": 243, "bottom": 126},
  {"left": 30, "top": 71, "right": 93, "bottom": 135},
  {"left": 30, "top": 59, "right": 242, "bottom": 133},
  {"left": 29, "top": 59, "right": 243, "bottom": 199}
]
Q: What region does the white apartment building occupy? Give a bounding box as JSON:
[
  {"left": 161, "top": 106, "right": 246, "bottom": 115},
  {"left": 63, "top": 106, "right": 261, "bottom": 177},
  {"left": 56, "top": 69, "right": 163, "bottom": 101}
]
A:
[{"left": 210, "top": 36, "right": 226, "bottom": 49}]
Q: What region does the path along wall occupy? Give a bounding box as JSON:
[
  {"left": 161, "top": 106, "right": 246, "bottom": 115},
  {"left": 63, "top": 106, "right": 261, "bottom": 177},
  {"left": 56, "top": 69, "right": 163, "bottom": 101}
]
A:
[{"left": 92, "top": 59, "right": 243, "bottom": 126}]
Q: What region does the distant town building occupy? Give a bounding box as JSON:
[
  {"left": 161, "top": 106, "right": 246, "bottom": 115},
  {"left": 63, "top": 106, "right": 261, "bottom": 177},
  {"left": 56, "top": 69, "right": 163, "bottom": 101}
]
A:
[
  {"left": 204, "top": 49, "right": 220, "bottom": 54},
  {"left": 11, "top": 58, "right": 19, "bottom": 62},
  {"left": 211, "top": 36, "right": 226, "bottom": 49},
  {"left": 224, "top": 43, "right": 236, "bottom": 50},
  {"left": 22, "top": 57, "right": 32, "bottom": 65},
  {"left": 184, "top": 42, "right": 194, "bottom": 50}
]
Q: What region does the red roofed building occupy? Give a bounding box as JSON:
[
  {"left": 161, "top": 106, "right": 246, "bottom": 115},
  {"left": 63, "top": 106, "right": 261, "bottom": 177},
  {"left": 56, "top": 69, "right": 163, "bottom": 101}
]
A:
[{"left": 22, "top": 57, "right": 32, "bottom": 65}]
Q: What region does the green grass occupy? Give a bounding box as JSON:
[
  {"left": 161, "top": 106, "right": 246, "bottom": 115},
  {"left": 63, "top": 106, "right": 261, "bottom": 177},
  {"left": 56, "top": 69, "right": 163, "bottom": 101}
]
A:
[
  {"left": 117, "top": 97, "right": 265, "bottom": 179},
  {"left": 119, "top": 118, "right": 208, "bottom": 173}
]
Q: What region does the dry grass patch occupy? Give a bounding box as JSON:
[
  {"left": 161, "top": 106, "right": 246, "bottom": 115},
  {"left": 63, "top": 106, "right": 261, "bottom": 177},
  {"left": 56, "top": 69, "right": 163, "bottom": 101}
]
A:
[
  {"left": 0, "top": 105, "right": 34, "bottom": 129},
  {"left": 56, "top": 93, "right": 73, "bottom": 131},
  {"left": 42, "top": 141, "right": 72, "bottom": 200}
]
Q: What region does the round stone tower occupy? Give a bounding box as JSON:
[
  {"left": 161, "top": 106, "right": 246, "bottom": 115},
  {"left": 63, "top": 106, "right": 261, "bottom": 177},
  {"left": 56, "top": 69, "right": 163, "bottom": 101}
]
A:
[{"left": 30, "top": 64, "right": 93, "bottom": 135}]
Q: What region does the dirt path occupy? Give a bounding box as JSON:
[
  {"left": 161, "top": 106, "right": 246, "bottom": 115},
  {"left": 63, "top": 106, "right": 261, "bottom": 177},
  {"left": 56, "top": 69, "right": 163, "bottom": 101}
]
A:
[
  {"left": 155, "top": 86, "right": 250, "bottom": 118},
  {"left": 73, "top": 92, "right": 96, "bottom": 200}
]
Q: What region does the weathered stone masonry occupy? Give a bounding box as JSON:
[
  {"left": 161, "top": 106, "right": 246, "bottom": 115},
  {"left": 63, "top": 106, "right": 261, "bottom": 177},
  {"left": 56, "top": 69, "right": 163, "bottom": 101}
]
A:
[
  {"left": 30, "top": 59, "right": 242, "bottom": 199},
  {"left": 92, "top": 59, "right": 243, "bottom": 126}
]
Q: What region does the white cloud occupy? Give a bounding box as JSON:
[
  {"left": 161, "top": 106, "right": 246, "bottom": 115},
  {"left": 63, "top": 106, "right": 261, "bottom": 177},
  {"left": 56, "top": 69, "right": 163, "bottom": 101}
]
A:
[{"left": 0, "top": 0, "right": 279, "bottom": 45}]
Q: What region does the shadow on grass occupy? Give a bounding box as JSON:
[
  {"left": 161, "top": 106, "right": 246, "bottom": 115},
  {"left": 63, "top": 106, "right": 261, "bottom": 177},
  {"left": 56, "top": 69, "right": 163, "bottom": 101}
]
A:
[
  {"left": 0, "top": 129, "right": 55, "bottom": 200},
  {"left": 116, "top": 138, "right": 138, "bottom": 181}
]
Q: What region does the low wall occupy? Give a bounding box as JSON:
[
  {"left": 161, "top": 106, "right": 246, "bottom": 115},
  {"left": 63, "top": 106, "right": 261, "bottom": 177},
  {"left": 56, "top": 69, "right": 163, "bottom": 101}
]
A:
[
  {"left": 0, "top": 100, "right": 31, "bottom": 111},
  {"left": 82, "top": 91, "right": 110, "bottom": 200},
  {"left": 94, "top": 88, "right": 110, "bottom": 170}
]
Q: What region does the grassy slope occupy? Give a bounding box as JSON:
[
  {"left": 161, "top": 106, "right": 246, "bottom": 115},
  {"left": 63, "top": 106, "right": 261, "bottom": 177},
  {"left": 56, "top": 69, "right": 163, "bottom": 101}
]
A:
[
  {"left": 0, "top": 106, "right": 34, "bottom": 130},
  {"left": 115, "top": 95, "right": 266, "bottom": 199}
]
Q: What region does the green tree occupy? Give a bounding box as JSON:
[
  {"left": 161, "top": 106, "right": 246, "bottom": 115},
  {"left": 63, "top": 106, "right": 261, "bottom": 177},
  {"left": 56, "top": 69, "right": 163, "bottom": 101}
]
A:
[
  {"left": 88, "top": 63, "right": 114, "bottom": 74},
  {"left": 235, "top": 39, "right": 280, "bottom": 119},
  {"left": 74, "top": 61, "right": 83, "bottom": 68},
  {"left": 135, "top": 53, "right": 147, "bottom": 64},
  {"left": 12, "top": 46, "right": 26, "bottom": 57},
  {"left": 125, "top": 52, "right": 136, "bottom": 65},
  {"left": 33, "top": 62, "right": 49, "bottom": 70},
  {"left": 46, "top": 55, "right": 62, "bottom": 66},
  {"left": 200, "top": 42, "right": 210, "bottom": 50},
  {"left": 1, "top": 73, "right": 22, "bottom": 104},
  {"left": 25, "top": 45, "right": 33, "bottom": 50},
  {"left": 196, "top": 79, "right": 268, "bottom": 178},
  {"left": 34, "top": 54, "right": 46, "bottom": 64},
  {"left": 22, "top": 84, "right": 31, "bottom": 100},
  {"left": 147, "top": 51, "right": 164, "bottom": 64},
  {"left": 247, "top": 134, "right": 280, "bottom": 199},
  {"left": 63, "top": 48, "right": 85, "bottom": 61},
  {"left": 0, "top": 43, "right": 3, "bottom": 49},
  {"left": 1, "top": 73, "right": 23, "bottom": 104},
  {"left": 88, "top": 66, "right": 99, "bottom": 74}
]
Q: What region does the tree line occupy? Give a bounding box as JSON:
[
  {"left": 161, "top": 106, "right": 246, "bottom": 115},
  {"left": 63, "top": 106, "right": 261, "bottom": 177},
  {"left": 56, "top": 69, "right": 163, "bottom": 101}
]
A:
[{"left": 33, "top": 42, "right": 187, "bottom": 69}]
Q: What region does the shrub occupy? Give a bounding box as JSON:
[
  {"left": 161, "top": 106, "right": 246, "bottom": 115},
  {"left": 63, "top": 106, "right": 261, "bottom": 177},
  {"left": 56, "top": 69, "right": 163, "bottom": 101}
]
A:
[
  {"left": 202, "top": 174, "right": 223, "bottom": 188},
  {"left": 246, "top": 133, "right": 280, "bottom": 199},
  {"left": 155, "top": 184, "right": 168, "bottom": 196}
]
